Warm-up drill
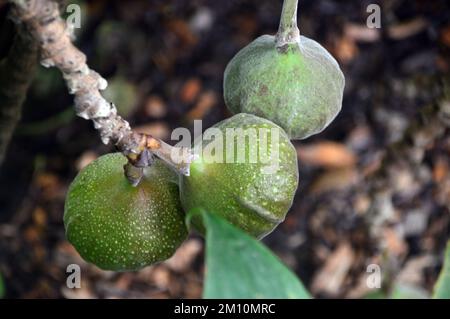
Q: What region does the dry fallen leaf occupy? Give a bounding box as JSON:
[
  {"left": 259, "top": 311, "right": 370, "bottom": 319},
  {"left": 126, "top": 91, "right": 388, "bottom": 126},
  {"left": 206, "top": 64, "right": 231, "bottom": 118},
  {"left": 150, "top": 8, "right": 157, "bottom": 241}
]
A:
[
  {"left": 388, "top": 18, "right": 428, "bottom": 40},
  {"left": 233, "top": 14, "right": 258, "bottom": 38},
  {"left": 144, "top": 95, "right": 167, "bottom": 118},
  {"left": 310, "top": 167, "right": 359, "bottom": 194},
  {"left": 166, "top": 19, "right": 199, "bottom": 48},
  {"left": 165, "top": 238, "right": 203, "bottom": 273},
  {"left": 346, "top": 256, "right": 383, "bottom": 298},
  {"left": 115, "top": 273, "right": 134, "bottom": 291},
  {"left": 61, "top": 280, "right": 95, "bottom": 299},
  {"left": 186, "top": 91, "right": 217, "bottom": 120},
  {"left": 382, "top": 227, "right": 407, "bottom": 257},
  {"left": 440, "top": 25, "right": 450, "bottom": 47},
  {"left": 151, "top": 266, "right": 172, "bottom": 290},
  {"left": 311, "top": 242, "right": 355, "bottom": 296},
  {"left": 333, "top": 35, "right": 359, "bottom": 64},
  {"left": 433, "top": 156, "right": 448, "bottom": 183},
  {"left": 23, "top": 226, "right": 40, "bottom": 243},
  {"left": 297, "top": 141, "right": 357, "bottom": 168},
  {"left": 34, "top": 172, "right": 64, "bottom": 200},
  {"left": 344, "top": 23, "right": 380, "bottom": 42},
  {"left": 180, "top": 77, "right": 202, "bottom": 104},
  {"left": 396, "top": 255, "right": 434, "bottom": 287},
  {"left": 32, "top": 206, "right": 47, "bottom": 228}
]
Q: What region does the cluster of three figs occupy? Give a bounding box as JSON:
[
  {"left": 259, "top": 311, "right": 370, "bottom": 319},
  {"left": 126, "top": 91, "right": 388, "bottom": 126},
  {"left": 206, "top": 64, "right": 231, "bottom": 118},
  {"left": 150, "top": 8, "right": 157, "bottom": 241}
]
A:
[{"left": 65, "top": 30, "right": 345, "bottom": 271}]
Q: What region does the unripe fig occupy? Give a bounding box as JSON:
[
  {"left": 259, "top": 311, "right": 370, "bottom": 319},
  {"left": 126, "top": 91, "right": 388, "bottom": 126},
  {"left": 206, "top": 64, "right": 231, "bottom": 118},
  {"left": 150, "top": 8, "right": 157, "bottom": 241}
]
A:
[
  {"left": 64, "top": 153, "right": 188, "bottom": 271},
  {"left": 180, "top": 113, "right": 299, "bottom": 238},
  {"left": 223, "top": 0, "right": 345, "bottom": 140}
]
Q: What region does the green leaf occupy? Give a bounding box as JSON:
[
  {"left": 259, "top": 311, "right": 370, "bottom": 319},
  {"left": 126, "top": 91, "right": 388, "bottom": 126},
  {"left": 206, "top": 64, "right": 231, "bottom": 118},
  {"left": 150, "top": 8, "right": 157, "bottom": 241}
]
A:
[
  {"left": 17, "top": 108, "right": 75, "bottom": 136},
  {"left": 0, "top": 272, "right": 4, "bottom": 298},
  {"left": 189, "top": 209, "right": 310, "bottom": 299},
  {"left": 102, "top": 76, "right": 138, "bottom": 118},
  {"left": 390, "top": 284, "right": 429, "bottom": 299},
  {"left": 363, "top": 290, "right": 387, "bottom": 299},
  {"left": 364, "top": 284, "right": 429, "bottom": 299},
  {"left": 433, "top": 241, "right": 450, "bottom": 299}
]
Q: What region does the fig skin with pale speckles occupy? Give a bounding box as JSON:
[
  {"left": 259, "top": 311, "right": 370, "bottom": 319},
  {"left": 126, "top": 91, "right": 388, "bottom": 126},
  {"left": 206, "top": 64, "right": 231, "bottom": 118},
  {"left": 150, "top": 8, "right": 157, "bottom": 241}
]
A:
[
  {"left": 224, "top": 35, "right": 345, "bottom": 140},
  {"left": 64, "top": 153, "right": 188, "bottom": 271},
  {"left": 180, "top": 113, "right": 299, "bottom": 239}
]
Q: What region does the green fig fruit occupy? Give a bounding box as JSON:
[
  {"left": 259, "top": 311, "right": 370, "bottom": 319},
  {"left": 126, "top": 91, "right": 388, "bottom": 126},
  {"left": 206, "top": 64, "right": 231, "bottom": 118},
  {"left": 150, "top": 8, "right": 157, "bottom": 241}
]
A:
[
  {"left": 223, "top": 1, "right": 345, "bottom": 140},
  {"left": 64, "top": 153, "right": 188, "bottom": 271},
  {"left": 180, "top": 113, "right": 299, "bottom": 238}
]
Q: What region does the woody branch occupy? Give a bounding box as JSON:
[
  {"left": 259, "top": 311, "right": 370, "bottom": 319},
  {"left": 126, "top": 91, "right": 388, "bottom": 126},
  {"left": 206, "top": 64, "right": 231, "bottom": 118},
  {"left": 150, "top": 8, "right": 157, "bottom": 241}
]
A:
[{"left": 9, "top": 0, "right": 193, "bottom": 186}]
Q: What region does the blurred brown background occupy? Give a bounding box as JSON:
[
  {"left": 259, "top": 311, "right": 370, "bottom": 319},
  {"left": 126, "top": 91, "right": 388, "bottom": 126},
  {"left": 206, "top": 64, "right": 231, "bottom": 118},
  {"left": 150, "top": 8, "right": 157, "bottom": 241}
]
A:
[{"left": 0, "top": 0, "right": 449, "bottom": 298}]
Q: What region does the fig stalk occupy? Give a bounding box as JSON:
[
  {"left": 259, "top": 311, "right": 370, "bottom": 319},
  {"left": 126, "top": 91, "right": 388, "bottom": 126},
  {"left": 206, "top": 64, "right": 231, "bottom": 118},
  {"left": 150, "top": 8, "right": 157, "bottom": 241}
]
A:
[{"left": 276, "top": 0, "right": 300, "bottom": 50}]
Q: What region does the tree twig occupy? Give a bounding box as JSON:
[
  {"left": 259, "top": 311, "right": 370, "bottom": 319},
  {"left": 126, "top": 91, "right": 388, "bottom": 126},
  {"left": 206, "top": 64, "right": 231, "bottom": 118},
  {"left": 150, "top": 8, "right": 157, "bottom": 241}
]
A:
[{"left": 9, "top": 0, "right": 193, "bottom": 186}]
